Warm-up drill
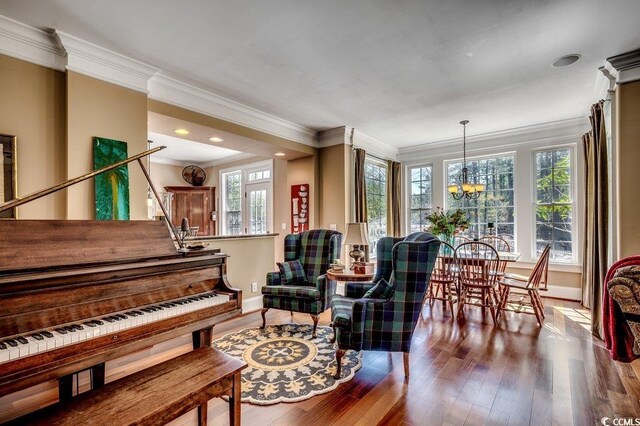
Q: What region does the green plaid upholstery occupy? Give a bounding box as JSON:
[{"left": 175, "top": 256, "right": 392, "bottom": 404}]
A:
[
  {"left": 266, "top": 271, "right": 281, "bottom": 286},
  {"left": 331, "top": 295, "right": 354, "bottom": 328},
  {"left": 262, "top": 285, "right": 320, "bottom": 299},
  {"left": 363, "top": 278, "right": 393, "bottom": 299},
  {"left": 263, "top": 295, "right": 322, "bottom": 313},
  {"left": 345, "top": 282, "right": 375, "bottom": 298},
  {"left": 331, "top": 232, "right": 440, "bottom": 353},
  {"left": 277, "top": 259, "right": 306, "bottom": 285},
  {"left": 262, "top": 229, "right": 342, "bottom": 316}
]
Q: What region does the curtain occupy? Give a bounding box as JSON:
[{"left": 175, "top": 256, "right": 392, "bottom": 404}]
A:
[
  {"left": 354, "top": 148, "right": 367, "bottom": 223},
  {"left": 387, "top": 160, "right": 402, "bottom": 237},
  {"left": 354, "top": 148, "right": 369, "bottom": 261},
  {"left": 582, "top": 100, "right": 609, "bottom": 339}
]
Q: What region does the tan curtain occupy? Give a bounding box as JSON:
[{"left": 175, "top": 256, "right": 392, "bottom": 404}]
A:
[
  {"left": 387, "top": 160, "right": 402, "bottom": 237},
  {"left": 354, "top": 148, "right": 369, "bottom": 261},
  {"left": 354, "top": 148, "right": 367, "bottom": 223},
  {"left": 582, "top": 100, "right": 609, "bottom": 339}
]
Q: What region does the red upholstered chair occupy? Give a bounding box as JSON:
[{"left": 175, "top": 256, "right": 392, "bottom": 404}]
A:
[{"left": 604, "top": 255, "right": 640, "bottom": 362}]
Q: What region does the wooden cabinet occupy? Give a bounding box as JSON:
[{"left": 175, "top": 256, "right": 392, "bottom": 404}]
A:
[{"left": 164, "top": 186, "right": 216, "bottom": 236}]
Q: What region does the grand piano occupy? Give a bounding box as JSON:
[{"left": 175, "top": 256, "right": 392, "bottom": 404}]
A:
[{"left": 0, "top": 147, "right": 242, "bottom": 408}]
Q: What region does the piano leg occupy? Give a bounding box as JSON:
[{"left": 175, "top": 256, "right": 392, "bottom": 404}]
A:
[
  {"left": 91, "top": 363, "right": 106, "bottom": 389},
  {"left": 58, "top": 375, "right": 73, "bottom": 403},
  {"left": 192, "top": 326, "right": 213, "bottom": 349}
]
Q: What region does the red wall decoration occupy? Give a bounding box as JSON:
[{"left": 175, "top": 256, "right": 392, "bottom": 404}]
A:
[{"left": 291, "top": 184, "right": 309, "bottom": 234}]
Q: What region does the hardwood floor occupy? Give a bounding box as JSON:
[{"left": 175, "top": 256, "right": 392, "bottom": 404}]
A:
[{"left": 2, "top": 298, "right": 639, "bottom": 425}]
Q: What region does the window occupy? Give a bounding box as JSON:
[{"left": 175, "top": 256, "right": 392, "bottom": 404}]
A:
[
  {"left": 446, "top": 155, "right": 516, "bottom": 250},
  {"left": 222, "top": 171, "right": 242, "bottom": 235},
  {"left": 534, "top": 148, "right": 574, "bottom": 262},
  {"left": 365, "top": 160, "right": 387, "bottom": 256},
  {"left": 220, "top": 161, "right": 272, "bottom": 235},
  {"left": 408, "top": 165, "right": 433, "bottom": 233}
]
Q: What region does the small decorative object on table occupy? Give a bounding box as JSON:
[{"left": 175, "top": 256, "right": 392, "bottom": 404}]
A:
[
  {"left": 425, "top": 207, "right": 469, "bottom": 247},
  {"left": 353, "top": 262, "right": 374, "bottom": 275},
  {"left": 330, "top": 259, "right": 345, "bottom": 272}
]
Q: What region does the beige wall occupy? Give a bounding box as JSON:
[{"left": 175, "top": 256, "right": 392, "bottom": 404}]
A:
[
  {"left": 0, "top": 54, "right": 66, "bottom": 219},
  {"left": 616, "top": 80, "right": 640, "bottom": 258},
  {"left": 149, "top": 162, "right": 185, "bottom": 191},
  {"left": 66, "top": 72, "right": 148, "bottom": 220},
  {"left": 317, "top": 144, "right": 350, "bottom": 260},
  {"left": 207, "top": 236, "right": 276, "bottom": 303}
]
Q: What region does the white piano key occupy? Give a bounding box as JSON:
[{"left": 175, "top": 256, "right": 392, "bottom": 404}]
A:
[{"left": 0, "top": 349, "right": 9, "bottom": 363}]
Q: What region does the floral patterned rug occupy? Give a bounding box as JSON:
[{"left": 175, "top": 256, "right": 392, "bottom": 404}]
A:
[{"left": 212, "top": 324, "right": 362, "bottom": 405}]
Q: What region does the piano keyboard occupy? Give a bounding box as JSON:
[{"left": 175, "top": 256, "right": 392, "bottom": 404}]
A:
[{"left": 0, "top": 292, "right": 230, "bottom": 364}]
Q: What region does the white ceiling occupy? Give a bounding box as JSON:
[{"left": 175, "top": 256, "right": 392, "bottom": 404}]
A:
[
  {"left": 147, "top": 131, "right": 242, "bottom": 166},
  {"left": 2, "top": 0, "right": 639, "bottom": 147}
]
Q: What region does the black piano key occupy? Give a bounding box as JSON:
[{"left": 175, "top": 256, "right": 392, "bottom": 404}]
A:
[
  {"left": 116, "top": 314, "right": 128, "bottom": 319},
  {"left": 125, "top": 311, "right": 139, "bottom": 317},
  {"left": 93, "top": 320, "right": 104, "bottom": 325},
  {"left": 54, "top": 328, "right": 68, "bottom": 334},
  {"left": 141, "top": 308, "right": 154, "bottom": 313},
  {"left": 72, "top": 324, "right": 84, "bottom": 331},
  {"left": 31, "top": 333, "right": 44, "bottom": 341},
  {"left": 84, "top": 322, "right": 96, "bottom": 327},
  {"left": 103, "top": 317, "right": 115, "bottom": 323},
  {"left": 5, "top": 339, "right": 18, "bottom": 347},
  {"left": 63, "top": 326, "right": 76, "bottom": 332},
  {"left": 42, "top": 331, "right": 54, "bottom": 338},
  {"left": 16, "top": 337, "right": 28, "bottom": 345},
  {"left": 0, "top": 342, "right": 6, "bottom": 350}
]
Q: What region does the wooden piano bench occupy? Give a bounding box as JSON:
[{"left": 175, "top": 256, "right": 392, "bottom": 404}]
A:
[{"left": 17, "top": 347, "right": 247, "bottom": 426}]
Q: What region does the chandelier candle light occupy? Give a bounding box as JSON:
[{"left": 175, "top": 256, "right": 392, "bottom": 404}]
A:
[{"left": 447, "top": 120, "right": 485, "bottom": 200}]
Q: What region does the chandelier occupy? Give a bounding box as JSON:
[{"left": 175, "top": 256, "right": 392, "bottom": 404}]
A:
[{"left": 447, "top": 120, "right": 485, "bottom": 200}]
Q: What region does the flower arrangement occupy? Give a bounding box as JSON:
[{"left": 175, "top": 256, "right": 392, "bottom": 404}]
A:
[{"left": 425, "top": 207, "right": 469, "bottom": 238}]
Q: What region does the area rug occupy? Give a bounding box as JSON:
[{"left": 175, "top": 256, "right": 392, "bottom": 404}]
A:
[{"left": 212, "top": 324, "right": 362, "bottom": 405}]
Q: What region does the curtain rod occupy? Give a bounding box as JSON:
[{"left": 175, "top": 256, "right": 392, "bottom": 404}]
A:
[{"left": 351, "top": 145, "right": 391, "bottom": 163}]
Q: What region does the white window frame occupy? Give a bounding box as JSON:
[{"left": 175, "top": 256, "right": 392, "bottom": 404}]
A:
[
  {"left": 219, "top": 159, "right": 273, "bottom": 235},
  {"left": 364, "top": 156, "right": 388, "bottom": 258},
  {"left": 531, "top": 144, "right": 578, "bottom": 264},
  {"left": 444, "top": 152, "right": 518, "bottom": 252},
  {"left": 406, "top": 164, "right": 434, "bottom": 234}
]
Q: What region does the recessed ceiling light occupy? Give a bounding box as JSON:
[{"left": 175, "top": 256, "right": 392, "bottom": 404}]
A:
[
  {"left": 275, "top": 152, "right": 286, "bottom": 157},
  {"left": 209, "top": 137, "right": 224, "bottom": 142},
  {"left": 174, "top": 128, "right": 190, "bottom": 135},
  {"left": 552, "top": 54, "right": 581, "bottom": 68}
]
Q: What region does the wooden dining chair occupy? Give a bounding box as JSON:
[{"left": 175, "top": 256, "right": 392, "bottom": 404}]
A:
[
  {"left": 455, "top": 242, "right": 501, "bottom": 324},
  {"left": 497, "top": 244, "right": 550, "bottom": 325},
  {"left": 480, "top": 235, "right": 511, "bottom": 274},
  {"left": 423, "top": 241, "right": 458, "bottom": 317}
]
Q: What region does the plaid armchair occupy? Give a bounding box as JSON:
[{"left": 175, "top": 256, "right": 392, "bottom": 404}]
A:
[
  {"left": 331, "top": 232, "right": 440, "bottom": 378},
  {"left": 261, "top": 229, "right": 342, "bottom": 337}
]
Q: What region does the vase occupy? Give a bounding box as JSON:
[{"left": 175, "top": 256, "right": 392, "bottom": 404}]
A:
[{"left": 438, "top": 234, "right": 456, "bottom": 253}]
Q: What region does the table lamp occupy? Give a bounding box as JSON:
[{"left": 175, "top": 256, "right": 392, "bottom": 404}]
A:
[{"left": 344, "top": 222, "right": 370, "bottom": 265}]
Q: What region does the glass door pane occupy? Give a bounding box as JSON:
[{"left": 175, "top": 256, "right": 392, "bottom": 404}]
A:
[{"left": 246, "top": 182, "right": 269, "bottom": 234}]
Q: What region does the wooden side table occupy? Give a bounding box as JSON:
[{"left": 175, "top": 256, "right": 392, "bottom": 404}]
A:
[
  {"left": 326, "top": 269, "right": 374, "bottom": 282},
  {"left": 326, "top": 269, "right": 374, "bottom": 296}
]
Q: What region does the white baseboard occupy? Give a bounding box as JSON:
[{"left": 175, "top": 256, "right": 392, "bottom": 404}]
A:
[
  {"left": 544, "top": 285, "right": 581, "bottom": 301},
  {"left": 242, "top": 295, "right": 263, "bottom": 313}
]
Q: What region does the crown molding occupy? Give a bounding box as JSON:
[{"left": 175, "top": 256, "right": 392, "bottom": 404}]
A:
[
  {"left": 199, "top": 152, "right": 257, "bottom": 168},
  {"left": 150, "top": 157, "right": 193, "bottom": 167},
  {"left": 0, "top": 15, "right": 65, "bottom": 70},
  {"left": 607, "top": 48, "right": 640, "bottom": 84},
  {"left": 318, "top": 126, "right": 350, "bottom": 148},
  {"left": 148, "top": 73, "right": 317, "bottom": 147},
  {"left": 151, "top": 152, "right": 256, "bottom": 169},
  {"left": 54, "top": 30, "right": 158, "bottom": 93},
  {"left": 348, "top": 127, "right": 398, "bottom": 161},
  {"left": 398, "top": 117, "right": 588, "bottom": 162}
]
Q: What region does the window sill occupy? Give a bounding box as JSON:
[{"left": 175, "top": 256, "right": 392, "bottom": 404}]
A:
[{"left": 509, "top": 261, "right": 582, "bottom": 274}]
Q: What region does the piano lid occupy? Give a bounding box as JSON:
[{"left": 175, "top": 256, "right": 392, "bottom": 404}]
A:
[{"left": 0, "top": 220, "right": 179, "bottom": 274}]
